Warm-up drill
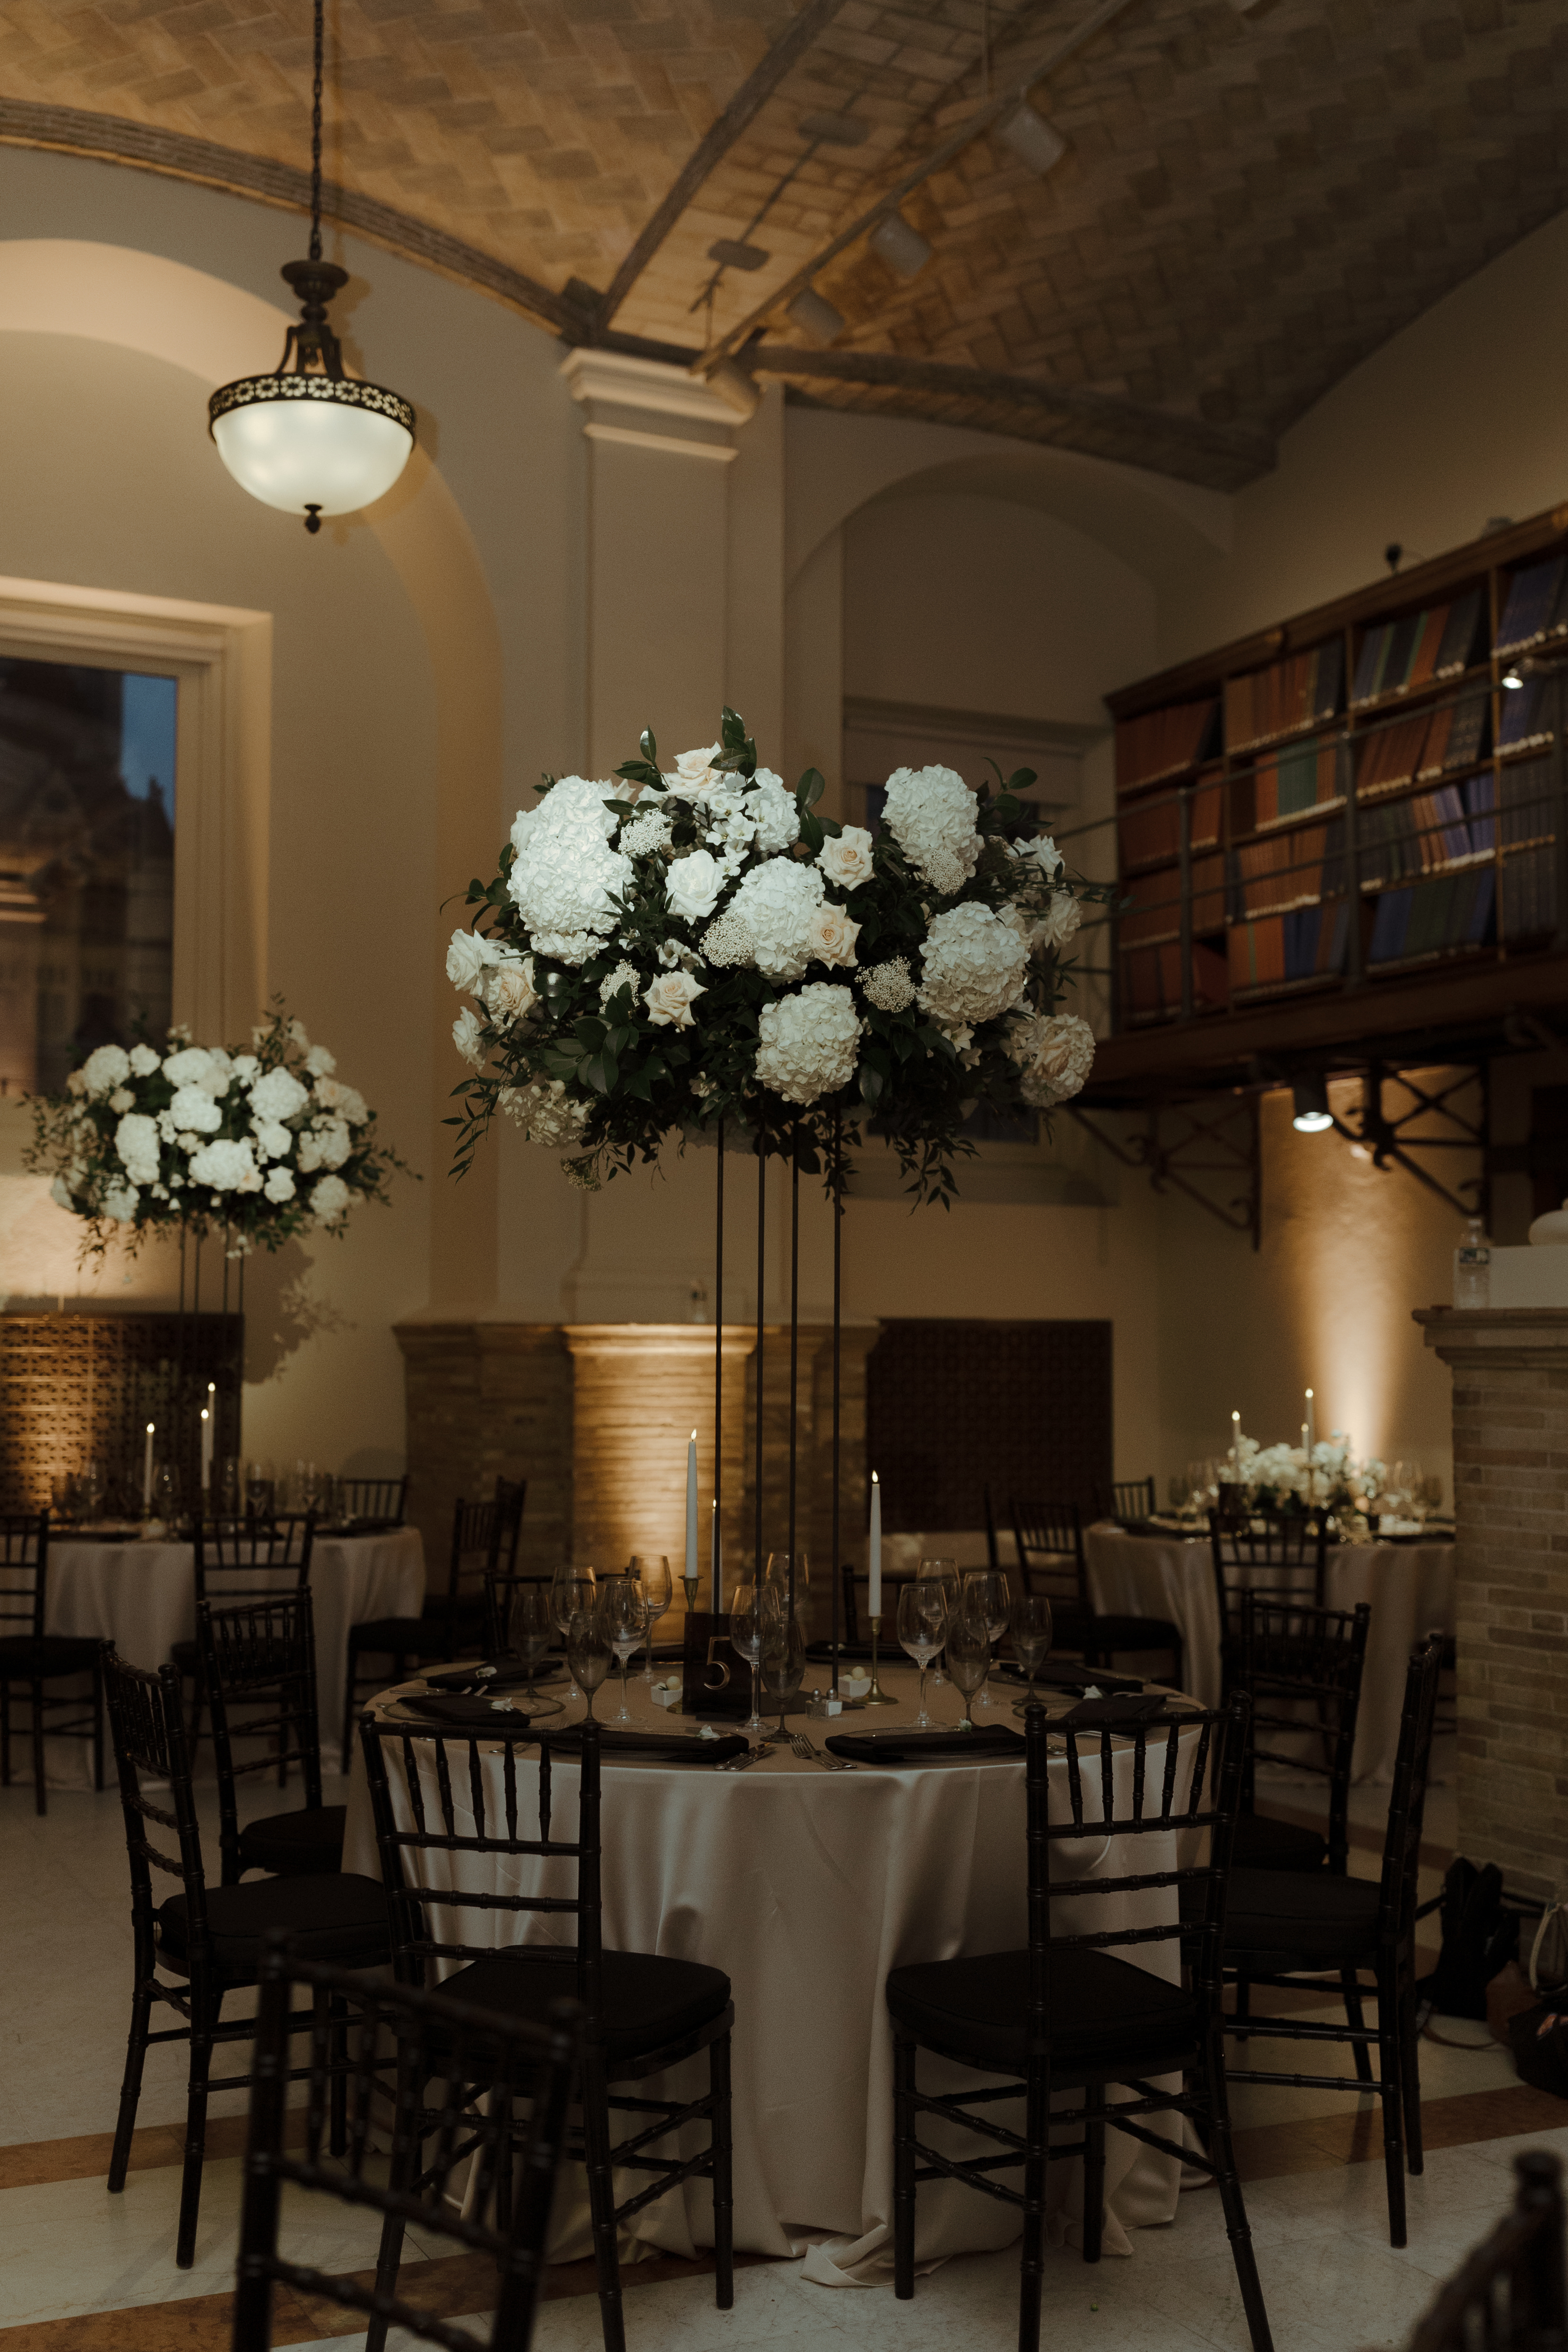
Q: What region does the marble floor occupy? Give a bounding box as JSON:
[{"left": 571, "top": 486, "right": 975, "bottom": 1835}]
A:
[{"left": 4, "top": 1736, "right": 1564, "bottom": 2352}]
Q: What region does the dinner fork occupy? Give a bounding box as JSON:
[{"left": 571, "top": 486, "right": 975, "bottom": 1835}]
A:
[{"left": 790, "top": 1732, "right": 856, "bottom": 1771}]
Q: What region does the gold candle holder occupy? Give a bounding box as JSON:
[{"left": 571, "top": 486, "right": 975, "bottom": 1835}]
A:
[
  {"left": 683, "top": 1572, "right": 699, "bottom": 1620},
  {"left": 865, "top": 1614, "right": 897, "bottom": 1706}
]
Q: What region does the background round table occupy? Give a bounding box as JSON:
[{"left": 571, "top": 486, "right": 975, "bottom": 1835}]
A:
[
  {"left": 343, "top": 1658, "right": 1203, "bottom": 2287},
  {"left": 45, "top": 1526, "right": 425, "bottom": 1773},
  {"left": 1084, "top": 1521, "right": 1455, "bottom": 1779}
]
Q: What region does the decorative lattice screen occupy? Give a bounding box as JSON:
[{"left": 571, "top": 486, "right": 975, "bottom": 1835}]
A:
[{"left": 0, "top": 1313, "right": 243, "bottom": 1513}]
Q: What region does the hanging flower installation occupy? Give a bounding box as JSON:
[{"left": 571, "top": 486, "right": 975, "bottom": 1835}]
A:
[
  {"left": 446, "top": 708, "right": 1100, "bottom": 1200},
  {"left": 26, "top": 1005, "right": 411, "bottom": 1258}
]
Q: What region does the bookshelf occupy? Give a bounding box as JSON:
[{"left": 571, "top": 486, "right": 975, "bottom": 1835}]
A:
[{"left": 1102, "top": 506, "right": 1568, "bottom": 1062}]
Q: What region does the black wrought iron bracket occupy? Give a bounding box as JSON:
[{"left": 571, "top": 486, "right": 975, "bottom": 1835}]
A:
[
  {"left": 1065, "top": 1094, "right": 1262, "bottom": 1249},
  {"left": 1326, "top": 1061, "right": 1487, "bottom": 1219}
]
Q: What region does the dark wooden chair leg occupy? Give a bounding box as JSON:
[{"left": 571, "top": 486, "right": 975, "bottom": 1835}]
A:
[
  {"left": 893, "top": 2028, "right": 917, "bottom": 2299},
  {"left": 30, "top": 1675, "right": 46, "bottom": 1814},
  {"left": 91, "top": 1658, "right": 105, "bottom": 1792},
  {"left": 1376, "top": 1953, "right": 1407, "bottom": 2248},
  {"left": 1203, "top": 2039, "right": 1275, "bottom": 2352},
  {"left": 1398, "top": 1971, "right": 1425, "bottom": 2176},
  {"left": 581, "top": 2054, "right": 626, "bottom": 2352},
  {"left": 1341, "top": 1968, "right": 1374, "bottom": 2083},
  {"left": 1019, "top": 2058, "right": 1048, "bottom": 2352},
  {"left": 710, "top": 2031, "right": 734, "bottom": 2308},
  {"left": 341, "top": 1643, "right": 359, "bottom": 1775},
  {"left": 108, "top": 1980, "right": 154, "bottom": 2191},
  {"left": 176, "top": 1991, "right": 218, "bottom": 2267},
  {"left": 1232, "top": 1972, "right": 1251, "bottom": 2045}
]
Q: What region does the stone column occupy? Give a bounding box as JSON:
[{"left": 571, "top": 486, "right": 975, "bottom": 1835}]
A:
[
  {"left": 394, "top": 1320, "right": 572, "bottom": 1583},
  {"left": 1415, "top": 1307, "right": 1568, "bottom": 1899}
]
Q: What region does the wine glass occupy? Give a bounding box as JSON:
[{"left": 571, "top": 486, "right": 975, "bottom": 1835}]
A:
[
  {"left": 898, "top": 1582, "right": 949, "bottom": 1729},
  {"left": 918, "top": 1558, "right": 958, "bottom": 1682},
  {"left": 244, "top": 1458, "right": 275, "bottom": 1518},
  {"left": 600, "top": 1578, "right": 647, "bottom": 1722},
  {"left": 729, "top": 1580, "right": 767, "bottom": 1734},
  {"left": 82, "top": 1458, "right": 105, "bottom": 1521},
  {"left": 960, "top": 1569, "right": 1012, "bottom": 1709},
  {"left": 507, "top": 1586, "right": 563, "bottom": 1716},
  {"left": 566, "top": 1604, "right": 612, "bottom": 1723},
  {"left": 1011, "top": 1593, "right": 1054, "bottom": 1714},
  {"left": 551, "top": 1564, "right": 597, "bottom": 1700},
  {"left": 760, "top": 1602, "right": 806, "bottom": 1744},
  {"left": 763, "top": 1550, "right": 810, "bottom": 1623},
  {"left": 215, "top": 1456, "right": 240, "bottom": 1519},
  {"left": 151, "top": 1462, "right": 180, "bottom": 1531},
  {"left": 945, "top": 1616, "right": 990, "bottom": 1732},
  {"left": 631, "top": 1555, "right": 672, "bottom": 1682}
]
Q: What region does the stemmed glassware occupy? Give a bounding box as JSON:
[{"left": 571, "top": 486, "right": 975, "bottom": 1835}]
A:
[
  {"left": 917, "top": 1558, "right": 958, "bottom": 1682},
  {"left": 945, "top": 1616, "right": 990, "bottom": 1732},
  {"left": 551, "top": 1564, "right": 597, "bottom": 1701},
  {"left": 1010, "top": 1593, "right": 1054, "bottom": 1713},
  {"left": 600, "top": 1578, "right": 647, "bottom": 1722},
  {"left": 566, "top": 1602, "right": 612, "bottom": 1723},
  {"left": 760, "top": 1599, "right": 805, "bottom": 1743},
  {"left": 763, "top": 1550, "right": 810, "bottom": 1621},
  {"left": 244, "top": 1459, "right": 275, "bottom": 1518},
  {"left": 507, "top": 1587, "right": 563, "bottom": 1715},
  {"left": 897, "top": 1582, "right": 950, "bottom": 1729},
  {"left": 729, "top": 1580, "right": 767, "bottom": 1734},
  {"left": 961, "top": 1569, "right": 1012, "bottom": 1709},
  {"left": 82, "top": 1459, "right": 105, "bottom": 1521},
  {"left": 631, "top": 1555, "right": 672, "bottom": 1682}
]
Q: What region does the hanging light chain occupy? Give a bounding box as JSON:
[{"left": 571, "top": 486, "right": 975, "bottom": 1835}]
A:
[{"left": 309, "top": 0, "right": 324, "bottom": 263}]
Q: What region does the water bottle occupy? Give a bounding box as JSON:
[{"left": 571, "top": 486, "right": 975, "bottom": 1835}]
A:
[{"left": 1454, "top": 1216, "right": 1490, "bottom": 1310}]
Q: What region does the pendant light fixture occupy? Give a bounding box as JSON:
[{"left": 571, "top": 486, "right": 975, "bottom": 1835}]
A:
[{"left": 208, "top": 0, "right": 415, "bottom": 533}]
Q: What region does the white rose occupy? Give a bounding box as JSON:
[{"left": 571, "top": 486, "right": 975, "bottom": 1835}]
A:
[
  {"left": 446, "top": 928, "right": 490, "bottom": 995},
  {"left": 486, "top": 959, "right": 540, "bottom": 1024},
  {"left": 249, "top": 1067, "right": 310, "bottom": 1123},
  {"left": 669, "top": 745, "right": 721, "bottom": 792},
  {"left": 128, "top": 1044, "right": 161, "bottom": 1077},
  {"left": 81, "top": 1044, "right": 131, "bottom": 1097},
  {"left": 1033, "top": 893, "right": 1082, "bottom": 955},
  {"left": 312, "top": 1174, "right": 352, "bottom": 1224},
  {"left": 806, "top": 906, "right": 860, "bottom": 969},
  {"left": 667, "top": 850, "right": 726, "bottom": 923},
  {"left": 304, "top": 1044, "right": 337, "bottom": 1077},
  {"left": 643, "top": 972, "right": 706, "bottom": 1028},
  {"left": 315, "top": 1077, "right": 370, "bottom": 1126},
  {"left": 453, "top": 1007, "right": 486, "bottom": 1069},
  {"left": 264, "top": 1166, "right": 296, "bottom": 1203},
  {"left": 819, "top": 826, "right": 874, "bottom": 890},
  {"left": 169, "top": 1084, "right": 222, "bottom": 1133}
]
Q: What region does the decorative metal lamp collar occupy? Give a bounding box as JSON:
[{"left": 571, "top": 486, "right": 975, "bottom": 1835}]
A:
[{"left": 207, "top": 0, "right": 416, "bottom": 533}]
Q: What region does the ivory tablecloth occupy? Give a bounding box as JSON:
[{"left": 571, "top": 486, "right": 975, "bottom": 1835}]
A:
[
  {"left": 343, "top": 1662, "right": 1202, "bottom": 2284},
  {"left": 1083, "top": 1524, "right": 1455, "bottom": 1779},
  {"left": 46, "top": 1527, "right": 425, "bottom": 1766}
]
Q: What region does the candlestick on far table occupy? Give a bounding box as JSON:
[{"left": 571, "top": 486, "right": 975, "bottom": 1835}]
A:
[
  {"left": 710, "top": 1502, "right": 722, "bottom": 1614},
  {"left": 1305, "top": 1388, "right": 1317, "bottom": 1452},
  {"left": 1229, "top": 1410, "right": 1240, "bottom": 1477},
  {"left": 142, "top": 1421, "right": 155, "bottom": 1515},
  {"left": 685, "top": 1429, "right": 699, "bottom": 1613},
  {"left": 869, "top": 1470, "right": 881, "bottom": 1617}
]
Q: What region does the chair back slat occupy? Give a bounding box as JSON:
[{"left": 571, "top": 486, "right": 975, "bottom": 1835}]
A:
[
  {"left": 194, "top": 1514, "right": 315, "bottom": 1607},
  {"left": 337, "top": 1475, "right": 408, "bottom": 1531},
  {"left": 0, "top": 1512, "right": 48, "bottom": 1638},
  {"left": 1378, "top": 1633, "right": 1444, "bottom": 1950},
  {"left": 104, "top": 1651, "right": 213, "bottom": 1965},
  {"left": 1093, "top": 1477, "right": 1158, "bottom": 1522},
  {"left": 1405, "top": 2151, "right": 1567, "bottom": 2352},
  {"left": 198, "top": 1596, "right": 326, "bottom": 1877},
  {"left": 1009, "top": 1498, "right": 1090, "bottom": 1611},
  {"left": 1238, "top": 1595, "right": 1370, "bottom": 1869}
]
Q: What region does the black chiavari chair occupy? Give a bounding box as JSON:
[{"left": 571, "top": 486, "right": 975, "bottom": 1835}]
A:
[
  {"left": 358, "top": 1711, "right": 734, "bottom": 2352},
  {"left": 1208, "top": 1507, "right": 1329, "bottom": 1694},
  {"left": 335, "top": 1474, "right": 409, "bottom": 1531},
  {"left": 1233, "top": 1594, "right": 1370, "bottom": 1875},
  {"left": 1011, "top": 1496, "right": 1184, "bottom": 1685},
  {"left": 340, "top": 1487, "right": 520, "bottom": 1767},
  {"left": 1092, "top": 1475, "right": 1158, "bottom": 1523},
  {"left": 1402, "top": 2151, "right": 1566, "bottom": 2352},
  {"left": 104, "top": 1653, "right": 388, "bottom": 2266},
  {"left": 0, "top": 1510, "right": 104, "bottom": 1813},
  {"left": 231, "top": 1931, "right": 581, "bottom": 2352},
  {"left": 887, "top": 1694, "right": 1272, "bottom": 2352},
  {"left": 173, "top": 1513, "right": 316, "bottom": 1756},
  {"left": 199, "top": 1594, "right": 345, "bottom": 1882}
]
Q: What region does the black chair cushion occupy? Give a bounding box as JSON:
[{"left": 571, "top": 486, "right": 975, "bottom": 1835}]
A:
[
  {"left": 156, "top": 1872, "right": 388, "bottom": 1978},
  {"left": 170, "top": 1639, "right": 197, "bottom": 1673},
  {"left": 350, "top": 1616, "right": 451, "bottom": 1657},
  {"left": 236, "top": 1805, "right": 347, "bottom": 1877},
  {"left": 1231, "top": 1814, "right": 1328, "bottom": 1872},
  {"left": 1221, "top": 1866, "right": 1381, "bottom": 1970},
  {"left": 0, "top": 1633, "right": 105, "bottom": 1676},
  {"left": 1079, "top": 1615, "right": 1183, "bottom": 1652},
  {"left": 420, "top": 1594, "right": 487, "bottom": 1626},
  {"left": 439, "top": 1946, "right": 730, "bottom": 2069},
  {"left": 885, "top": 1946, "right": 1196, "bottom": 2077}
]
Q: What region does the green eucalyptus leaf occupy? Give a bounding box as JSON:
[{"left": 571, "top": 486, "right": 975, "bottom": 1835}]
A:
[{"left": 641, "top": 728, "right": 658, "bottom": 766}]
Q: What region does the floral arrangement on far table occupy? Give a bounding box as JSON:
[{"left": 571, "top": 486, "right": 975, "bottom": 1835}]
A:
[
  {"left": 26, "top": 1005, "right": 410, "bottom": 1258},
  {"left": 444, "top": 707, "right": 1102, "bottom": 1200},
  {"left": 1225, "top": 1435, "right": 1387, "bottom": 1514}
]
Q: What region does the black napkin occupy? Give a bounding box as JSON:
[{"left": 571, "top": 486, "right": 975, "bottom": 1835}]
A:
[
  {"left": 421, "top": 1662, "right": 561, "bottom": 1693},
  {"left": 396, "top": 1692, "right": 535, "bottom": 1730},
  {"left": 539, "top": 1726, "right": 749, "bottom": 1766},
  {"left": 996, "top": 1664, "right": 1147, "bottom": 1696},
  {"left": 824, "top": 1724, "right": 1026, "bottom": 1766},
  {"left": 1062, "top": 1695, "right": 1170, "bottom": 1727}
]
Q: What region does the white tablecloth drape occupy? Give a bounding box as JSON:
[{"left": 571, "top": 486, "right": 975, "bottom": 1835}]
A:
[
  {"left": 342, "top": 1667, "right": 1204, "bottom": 2284},
  {"left": 1083, "top": 1525, "right": 1455, "bottom": 1780},
  {"left": 45, "top": 1527, "right": 425, "bottom": 1767}
]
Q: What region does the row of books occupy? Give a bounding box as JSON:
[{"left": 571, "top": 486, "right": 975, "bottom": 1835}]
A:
[
  {"left": 1228, "top": 902, "right": 1351, "bottom": 991},
  {"left": 1224, "top": 640, "right": 1345, "bottom": 754},
  {"left": 1499, "top": 755, "right": 1555, "bottom": 845},
  {"left": 1357, "top": 780, "right": 1495, "bottom": 885},
  {"left": 1367, "top": 868, "right": 1494, "bottom": 963},
  {"left": 1118, "top": 855, "right": 1225, "bottom": 946},
  {"left": 1114, "top": 699, "right": 1221, "bottom": 793},
  {"left": 1500, "top": 844, "right": 1558, "bottom": 938},
  {"left": 1117, "top": 781, "right": 1223, "bottom": 869},
  {"left": 1232, "top": 824, "right": 1335, "bottom": 919},
  {"left": 1354, "top": 691, "right": 1489, "bottom": 795},
  {"left": 1349, "top": 591, "right": 1485, "bottom": 706},
  {"left": 1498, "top": 674, "right": 1558, "bottom": 753},
  {"left": 1253, "top": 735, "right": 1339, "bottom": 826},
  {"left": 1120, "top": 940, "right": 1230, "bottom": 1018},
  {"left": 1497, "top": 557, "right": 1568, "bottom": 655}
]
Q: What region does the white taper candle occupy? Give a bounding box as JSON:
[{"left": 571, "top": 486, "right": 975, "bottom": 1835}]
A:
[
  {"left": 143, "top": 1421, "right": 155, "bottom": 1514},
  {"left": 869, "top": 1471, "right": 882, "bottom": 1616},
  {"left": 686, "top": 1429, "right": 698, "bottom": 1592}
]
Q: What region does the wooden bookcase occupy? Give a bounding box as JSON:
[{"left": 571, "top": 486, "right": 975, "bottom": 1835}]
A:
[{"left": 1104, "top": 505, "right": 1568, "bottom": 1031}]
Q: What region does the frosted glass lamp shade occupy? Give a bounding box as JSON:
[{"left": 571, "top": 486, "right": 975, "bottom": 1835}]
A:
[{"left": 209, "top": 376, "right": 415, "bottom": 521}]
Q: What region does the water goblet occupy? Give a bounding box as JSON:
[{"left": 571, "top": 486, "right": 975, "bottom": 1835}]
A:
[
  {"left": 960, "top": 1568, "right": 1012, "bottom": 1708},
  {"left": 917, "top": 1557, "right": 958, "bottom": 1681},
  {"left": 244, "top": 1458, "right": 275, "bottom": 1519},
  {"left": 566, "top": 1605, "right": 612, "bottom": 1723},
  {"left": 764, "top": 1550, "right": 810, "bottom": 1623},
  {"left": 1010, "top": 1593, "right": 1054, "bottom": 1715},
  {"left": 760, "top": 1603, "right": 806, "bottom": 1743},
  {"left": 82, "top": 1459, "right": 105, "bottom": 1520},
  {"left": 551, "top": 1564, "right": 597, "bottom": 1700},
  {"left": 945, "top": 1617, "right": 991, "bottom": 1732},
  {"left": 729, "top": 1580, "right": 767, "bottom": 1734},
  {"left": 507, "top": 1587, "right": 563, "bottom": 1716},
  {"left": 600, "top": 1577, "right": 647, "bottom": 1722},
  {"left": 898, "top": 1581, "right": 949, "bottom": 1729},
  {"left": 152, "top": 1462, "right": 181, "bottom": 1531},
  {"left": 631, "top": 1554, "right": 672, "bottom": 1682}
]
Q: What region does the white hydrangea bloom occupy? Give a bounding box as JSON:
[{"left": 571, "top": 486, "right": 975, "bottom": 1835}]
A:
[
  {"left": 728, "top": 859, "right": 825, "bottom": 981},
  {"left": 312, "top": 1174, "right": 351, "bottom": 1223},
  {"left": 508, "top": 778, "right": 632, "bottom": 963},
  {"left": 101, "top": 1180, "right": 139, "bottom": 1222},
  {"left": 254, "top": 1119, "right": 292, "bottom": 1161},
  {"left": 128, "top": 1043, "right": 161, "bottom": 1077},
  {"left": 164, "top": 1045, "right": 233, "bottom": 1096},
  {"left": 263, "top": 1166, "right": 296, "bottom": 1204},
  {"left": 304, "top": 1044, "right": 337, "bottom": 1078},
  {"left": 315, "top": 1077, "right": 369, "bottom": 1124},
  {"left": 296, "top": 1117, "right": 351, "bottom": 1172},
  {"left": 230, "top": 1053, "right": 261, "bottom": 1084},
  {"left": 883, "top": 765, "right": 981, "bottom": 894},
  {"left": 499, "top": 1078, "right": 588, "bottom": 1150},
  {"left": 81, "top": 1044, "right": 131, "bottom": 1096},
  {"left": 744, "top": 768, "right": 798, "bottom": 855},
  {"left": 1006, "top": 1011, "right": 1095, "bottom": 1107},
  {"left": 619, "top": 806, "right": 673, "bottom": 859},
  {"left": 862, "top": 957, "right": 916, "bottom": 1013},
  {"left": 109, "top": 1087, "right": 134, "bottom": 1112},
  {"left": 598, "top": 960, "right": 640, "bottom": 1008},
  {"left": 169, "top": 1084, "right": 222, "bottom": 1134},
  {"left": 249, "top": 1067, "right": 309, "bottom": 1123},
  {"left": 754, "top": 983, "right": 862, "bottom": 1106},
  {"left": 188, "top": 1136, "right": 259, "bottom": 1192},
  {"left": 115, "top": 1111, "right": 161, "bottom": 1187},
  {"left": 918, "top": 903, "right": 1030, "bottom": 1032}
]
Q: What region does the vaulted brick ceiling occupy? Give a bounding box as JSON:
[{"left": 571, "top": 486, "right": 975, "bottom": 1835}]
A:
[{"left": 0, "top": 0, "right": 1564, "bottom": 491}]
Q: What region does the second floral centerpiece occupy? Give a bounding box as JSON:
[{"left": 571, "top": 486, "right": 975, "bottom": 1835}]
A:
[{"left": 445, "top": 707, "right": 1098, "bottom": 1195}]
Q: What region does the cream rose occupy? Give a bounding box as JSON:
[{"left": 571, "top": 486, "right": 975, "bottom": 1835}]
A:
[
  {"left": 452, "top": 1007, "right": 486, "bottom": 1069},
  {"left": 667, "top": 851, "right": 726, "bottom": 924},
  {"left": 486, "top": 958, "right": 539, "bottom": 1024},
  {"left": 644, "top": 971, "right": 706, "bottom": 1028},
  {"left": 807, "top": 906, "right": 860, "bottom": 968},
  {"left": 446, "top": 928, "right": 489, "bottom": 995},
  {"left": 670, "top": 745, "right": 720, "bottom": 793},
  {"left": 818, "top": 826, "right": 874, "bottom": 890}
]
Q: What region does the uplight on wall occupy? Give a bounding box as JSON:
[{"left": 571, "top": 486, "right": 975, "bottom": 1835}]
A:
[
  {"left": 208, "top": 0, "right": 415, "bottom": 533},
  {"left": 1292, "top": 1078, "right": 1333, "bottom": 1134}
]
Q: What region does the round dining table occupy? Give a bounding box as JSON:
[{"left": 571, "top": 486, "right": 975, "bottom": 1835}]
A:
[
  {"left": 1083, "top": 1520, "right": 1455, "bottom": 1780},
  {"left": 342, "top": 1656, "right": 1206, "bottom": 2289},
  {"left": 44, "top": 1525, "right": 425, "bottom": 1776}
]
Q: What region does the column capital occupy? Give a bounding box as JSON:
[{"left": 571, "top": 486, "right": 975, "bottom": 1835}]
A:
[
  {"left": 1413, "top": 1305, "right": 1568, "bottom": 1369},
  {"left": 559, "top": 347, "right": 754, "bottom": 462}
]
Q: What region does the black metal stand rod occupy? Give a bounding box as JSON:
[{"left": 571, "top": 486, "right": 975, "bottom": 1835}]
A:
[
  {"left": 714, "top": 1116, "right": 724, "bottom": 1610},
  {"left": 831, "top": 1115, "right": 841, "bottom": 1697},
  {"left": 788, "top": 1124, "right": 798, "bottom": 1622},
  {"left": 754, "top": 1139, "right": 765, "bottom": 1582}
]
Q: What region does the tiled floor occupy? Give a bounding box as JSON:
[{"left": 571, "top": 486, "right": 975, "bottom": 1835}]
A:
[{"left": 4, "top": 1735, "right": 1562, "bottom": 2352}]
